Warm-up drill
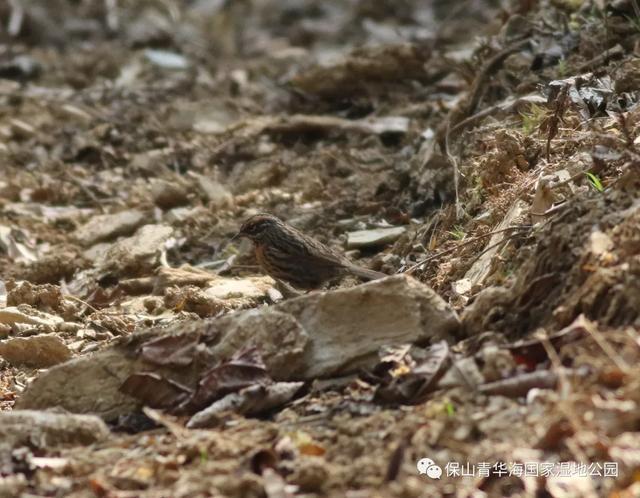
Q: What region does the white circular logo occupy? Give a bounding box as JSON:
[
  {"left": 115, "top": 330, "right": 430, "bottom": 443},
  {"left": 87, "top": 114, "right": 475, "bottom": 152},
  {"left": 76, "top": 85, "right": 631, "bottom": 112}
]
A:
[{"left": 417, "top": 458, "right": 442, "bottom": 479}]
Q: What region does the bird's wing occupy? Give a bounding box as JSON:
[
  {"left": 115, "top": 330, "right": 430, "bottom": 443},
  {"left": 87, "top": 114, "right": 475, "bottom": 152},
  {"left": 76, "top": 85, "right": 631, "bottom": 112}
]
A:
[{"left": 299, "top": 233, "right": 351, "bottom": 267}]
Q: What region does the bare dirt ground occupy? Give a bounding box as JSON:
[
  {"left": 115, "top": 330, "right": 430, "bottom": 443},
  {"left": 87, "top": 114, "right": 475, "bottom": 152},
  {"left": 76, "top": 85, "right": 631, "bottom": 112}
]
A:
[{"left": 1, "top": 0, "right": 640, "bottom": 497}]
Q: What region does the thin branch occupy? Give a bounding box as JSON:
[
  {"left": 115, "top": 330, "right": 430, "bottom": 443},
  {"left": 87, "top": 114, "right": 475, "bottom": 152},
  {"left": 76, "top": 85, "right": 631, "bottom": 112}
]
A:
[
  {"left": 465, "top": 232, "right": 531, "bottom": 268},
  {"left": 404, "top": 225, "right": 532, "bottom": 274}
]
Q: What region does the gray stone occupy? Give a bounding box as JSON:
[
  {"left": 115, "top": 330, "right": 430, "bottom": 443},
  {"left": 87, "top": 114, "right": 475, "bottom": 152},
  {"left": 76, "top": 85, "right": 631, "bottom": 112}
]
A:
[
  {"left": 151, "top": 180, "right": 189, "bottom": 210},
  {"left": 280, "top": 275, "right": 459, "bottom": 377},
  {"left": 75, "top": 210, "right": 146, "bottom": 246},
  {"left": 346, "top": 226, "right": 406, "bottom": 249},
  {"left": 0, "top": 410, "right": 109, "bottom": 448},
  {"left": 102, "top": 224, "right": 174, "bottom": 276},
  {"left": 193, "top": 174, "right": 232, "bottom": 208},
  {"left": 144, "top": 49, "right": 189, "bottom": 70}
]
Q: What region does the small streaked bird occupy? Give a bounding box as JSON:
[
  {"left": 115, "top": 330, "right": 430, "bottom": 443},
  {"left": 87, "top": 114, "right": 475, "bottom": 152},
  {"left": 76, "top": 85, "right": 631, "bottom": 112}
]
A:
[{"left": 235, "top": 213, "right": 386, "bottom": 289}]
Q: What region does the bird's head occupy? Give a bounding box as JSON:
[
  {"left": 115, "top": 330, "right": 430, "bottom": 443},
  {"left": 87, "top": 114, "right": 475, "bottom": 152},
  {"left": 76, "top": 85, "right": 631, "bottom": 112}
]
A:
[{"left": 235, "top": 213, "right": 281, "bottom": 243}]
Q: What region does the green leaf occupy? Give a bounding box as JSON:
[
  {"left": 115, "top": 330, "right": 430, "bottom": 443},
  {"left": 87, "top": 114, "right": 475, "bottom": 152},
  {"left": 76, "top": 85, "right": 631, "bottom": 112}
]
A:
[
  {"left": 447, "top": 225, "right": 466, "bottom": 241},
  {"left": 585, "top": 172, "right": 604, "bottom": 192},
  {"left": 445, "top": 401, "right": 455, "bottom": 417}
]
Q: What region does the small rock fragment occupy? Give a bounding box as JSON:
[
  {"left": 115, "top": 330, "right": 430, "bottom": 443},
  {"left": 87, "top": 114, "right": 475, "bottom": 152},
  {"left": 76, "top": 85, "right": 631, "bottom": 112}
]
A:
[
  {"left": 290, "top": 457, "right": 329, "bottom": 493},
  {"left": 102, "top": 224, "right": 174, "bottom": 276},
  {"left": 346, "top": 226, "right": 406, "bottom": 249},
  {"left": 452, "top": 278, "right": 472, "bottom": 296},
  {"left": 0, "top": 305, "right": 63, "bottom": 327},
  {"left": 19, "top": 248, "right": 82, "bottom": 284},
  {"left": 6, "top": 281, "right": 65, "bottom": 314},
  {"left": 0, "top": 410, "right": 109, "bottom": 447},
  {"left": 74, "top": 210, "right": 146, "bottom": 246},
  {"left": 163, "top": 286, "right": 225, "bottom": 317},
  {"left": 153, "top": 266, "right": 217, "bottom": 293},
  {"left": 192, "top": 174, "right": 233, "bottom": 207},
  {"left": 0, "top": 474, "right": 27, "bottom": 497},
  {"left": 0, "top": 335, "right": 72, "bottom": 367},
  {"left": 145, "top": 49, "right": 189, "bottom": 69},
  {"left": 165, "top": 206, "right": 208, "bottom": 224},
  {"left": 130, "top": 150, "right": 167, "bottom": 173},
  {"left": 589, "top": 231, "right": 613, "bottom": 256},
  {"left": 204, "top": 276, "right": 275, "bottom": 300},
  {"left": 9, "top": 119, "right": 36, "bottom": 139},
  {"left": 0, "top": 225, "right": 37, "bottom": 263},
  {"left": 151, "top": 180, "right": 189, "bottom": 210}
]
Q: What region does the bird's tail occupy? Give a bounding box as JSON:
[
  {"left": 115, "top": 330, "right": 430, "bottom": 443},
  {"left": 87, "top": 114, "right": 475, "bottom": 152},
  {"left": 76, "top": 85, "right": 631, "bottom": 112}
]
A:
[{"left": 346, "top": 264, "right": 387, "bottom": 281}]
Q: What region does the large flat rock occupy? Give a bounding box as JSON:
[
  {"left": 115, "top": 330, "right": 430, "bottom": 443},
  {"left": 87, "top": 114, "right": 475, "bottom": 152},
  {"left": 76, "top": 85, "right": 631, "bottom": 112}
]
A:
[
  {"left": 16, "top": 275, "right": 460, "bottom": 419},
  {"left": 281, "top": 274, "right": 459, "bottom": 377}
]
